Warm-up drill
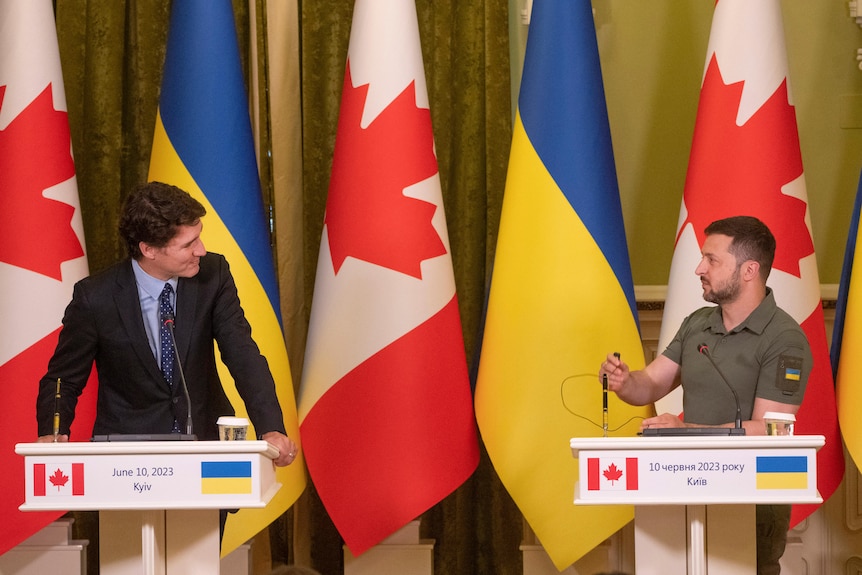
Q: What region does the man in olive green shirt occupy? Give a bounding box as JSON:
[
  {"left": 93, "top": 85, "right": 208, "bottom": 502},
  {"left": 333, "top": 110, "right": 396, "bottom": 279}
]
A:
[
  {"left": 599, "top": 216, "right": 811, "bottom": 575},
  {"left": 663, "top": 288, "right": 810, "bottom": 425}
]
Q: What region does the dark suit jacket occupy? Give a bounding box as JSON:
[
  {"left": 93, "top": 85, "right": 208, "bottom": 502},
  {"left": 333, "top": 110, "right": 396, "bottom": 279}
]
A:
[{"left": 37, "top": 253, "right": 286, "bottom": 440}]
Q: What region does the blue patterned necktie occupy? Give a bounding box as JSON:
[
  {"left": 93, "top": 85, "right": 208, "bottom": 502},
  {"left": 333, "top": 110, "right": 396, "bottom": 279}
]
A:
[{"left": 159, "top": 283, "right": 175, "bottom": 387}]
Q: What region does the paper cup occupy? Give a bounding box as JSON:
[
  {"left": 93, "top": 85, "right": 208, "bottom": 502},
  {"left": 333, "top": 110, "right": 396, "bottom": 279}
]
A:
[
  {"left": 763, "top": 411, "right": 795, "bottom": 436},
  {"left": 217, "top": 416, "right": 249, "bottom": 441}
]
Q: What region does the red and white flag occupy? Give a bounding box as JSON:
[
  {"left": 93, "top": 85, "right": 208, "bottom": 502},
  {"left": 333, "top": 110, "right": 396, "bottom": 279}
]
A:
[
  {"left": 297, "top": 0, "right": 479, "bottom": 555},
  {"left": 33, "top": 463, "right": 85, "bottom": 497},
  {"left": 0, "top": 0, "right": 97, "bottom": 554},
  {"left": 587, "top": 458, "right": 639, "bottom": 492},
  {"left": 657, "top": 0, "right": 843, "bottom": 525}
]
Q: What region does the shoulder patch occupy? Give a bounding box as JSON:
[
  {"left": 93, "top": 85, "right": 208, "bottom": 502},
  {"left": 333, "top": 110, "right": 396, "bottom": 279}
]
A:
[{"left": 776, "top": 355, "right": 803, "bottom": 395}]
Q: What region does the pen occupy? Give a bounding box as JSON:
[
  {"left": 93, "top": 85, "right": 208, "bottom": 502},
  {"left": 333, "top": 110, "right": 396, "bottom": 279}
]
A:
[
  {"left": 53, "top": 378, "right": 61, "bottom": 442},
  {"left": 603, "top": 353, "right": 620, "bottom": 438},
  {"left": 602, "top": 374, "right": 608, "bottom": 437}
]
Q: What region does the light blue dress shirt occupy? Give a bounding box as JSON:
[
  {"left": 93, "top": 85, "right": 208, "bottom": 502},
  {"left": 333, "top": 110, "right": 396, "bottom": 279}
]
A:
[{"left": 131, "top": 259, "right": 177, "bottom": 367}]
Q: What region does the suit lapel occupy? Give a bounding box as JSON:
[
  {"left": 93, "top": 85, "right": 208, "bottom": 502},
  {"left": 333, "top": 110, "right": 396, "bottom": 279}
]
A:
[
  {"left": 175, "top": 275, "right": 198, "bottom": 366},
  {"left": 114, "top": 261, "right": 165, "bottom": 385}
]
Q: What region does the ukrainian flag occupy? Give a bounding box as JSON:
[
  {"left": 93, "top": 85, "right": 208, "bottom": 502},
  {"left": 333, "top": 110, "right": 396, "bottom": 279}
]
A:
[
  {"left": 201, "top": 461, "right": 253, "bottom": 495},
  {"left": 147, "top": 0, "right": 305, "bottom": 555},
  {"left": 756, "top": 456, "right": 808, "bottom": 490},
  {"left": 833, "top": 169, "right": 862, "bottom": 469},
  {"left": 474, "top": 0, "right": 654, "bottom": 569}
]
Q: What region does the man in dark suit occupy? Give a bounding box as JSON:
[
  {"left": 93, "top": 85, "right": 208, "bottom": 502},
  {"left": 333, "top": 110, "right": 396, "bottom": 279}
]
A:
[{"left": 36, "top": 182, "right": 297, "bottom": 467}]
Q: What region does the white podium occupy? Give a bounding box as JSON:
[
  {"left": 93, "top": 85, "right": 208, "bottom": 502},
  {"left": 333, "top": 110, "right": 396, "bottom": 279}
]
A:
[
  {"left": 16, "top": 440, "right": 281, "bottom": 575},
  {"left": 570, "top": 435, "right": 823, "bottom": 575}
]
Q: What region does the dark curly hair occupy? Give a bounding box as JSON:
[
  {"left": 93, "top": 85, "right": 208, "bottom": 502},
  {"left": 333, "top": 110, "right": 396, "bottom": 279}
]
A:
[
  {"left": 119, "top": 182, "right": 206, "bottom": 259},
  {"left": 705, "top": 215, "right": 776, "bottom": 282}
]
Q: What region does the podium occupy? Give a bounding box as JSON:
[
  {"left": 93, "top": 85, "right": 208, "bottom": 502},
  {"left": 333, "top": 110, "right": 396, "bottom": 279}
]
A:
[
  {"left": 570, "top": 435, "right": 824, "bottom": 575},
  {"left": 16, "top": 440, "right": 281, "bottom": 575}
]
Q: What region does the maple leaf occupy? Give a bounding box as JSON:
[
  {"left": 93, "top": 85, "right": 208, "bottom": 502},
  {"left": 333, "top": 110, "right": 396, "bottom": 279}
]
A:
[
  {"left": 681, "top": 56, "right": 812, "bottom": 278},
  {"left": 0, "top": 83, "right": 82, "bottom": 280},
  {"left": 603, "top": 463, "right": 624, "bottom": 484},
  {"left": 324, "top": 62, "right": 445, "bottom": 279},
  {"left": 48, "top": 468, "right": 69, "bottom": 491}
]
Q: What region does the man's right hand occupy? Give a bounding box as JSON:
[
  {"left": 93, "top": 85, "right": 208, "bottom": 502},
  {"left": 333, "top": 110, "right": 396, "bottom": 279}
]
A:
[
  {"left": 36, "top": 434, "right": 68, "bottom": 443},
  {"left": 600, "top": 352, "right": 628, "bottom": 393}
]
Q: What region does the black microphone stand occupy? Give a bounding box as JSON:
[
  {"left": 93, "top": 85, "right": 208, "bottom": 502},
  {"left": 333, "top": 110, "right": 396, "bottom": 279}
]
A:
[{"left": 164, "top": 314, "right": 196, "bottom": 439}]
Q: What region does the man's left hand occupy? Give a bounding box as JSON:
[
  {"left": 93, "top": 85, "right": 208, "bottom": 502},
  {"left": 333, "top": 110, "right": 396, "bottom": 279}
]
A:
[
  {"left": 641, "top": 412, "right": 685, "bottom": 432},
  {"left": 260, "top": 431, "right": 299, "bottom": 467}
]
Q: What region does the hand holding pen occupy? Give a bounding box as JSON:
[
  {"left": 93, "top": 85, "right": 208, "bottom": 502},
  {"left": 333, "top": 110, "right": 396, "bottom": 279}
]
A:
[
  {"left": 53, "top": 378, "right": 61, "bottom": 442},
  {"left": 600, "top": 351, "right": 628, "bottom": 393},
  {"left": 601, "top": 353, "right": 620, "bottom": 437},
  {"left": 36, "top": 378, "right": 68, "bottom": 443}
]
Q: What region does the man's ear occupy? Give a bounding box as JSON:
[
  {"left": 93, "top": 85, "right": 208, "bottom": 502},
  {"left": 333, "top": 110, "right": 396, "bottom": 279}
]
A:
[
  {"left": 139, "top": 241, "right": 156, "bottom": 260},
  {"left": 742, "top": 260, "right": 760, "bottom": 282}
]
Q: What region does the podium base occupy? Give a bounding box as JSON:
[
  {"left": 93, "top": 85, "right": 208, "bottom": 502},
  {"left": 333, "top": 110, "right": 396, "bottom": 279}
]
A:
[
  {"left": 100, "top": 508, "right": 220, "bottom": 575},
  {"left": 634, "top": 504, "right": 755, "bottom": 575}
]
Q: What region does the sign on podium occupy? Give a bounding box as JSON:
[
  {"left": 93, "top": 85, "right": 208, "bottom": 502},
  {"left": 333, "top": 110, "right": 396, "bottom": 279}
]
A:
[
  {"left": 570, "top": 435, "right": 824, "bottom": 575},
  {"left": 16, "top": 440, "right": 281, "bottom": 575}
]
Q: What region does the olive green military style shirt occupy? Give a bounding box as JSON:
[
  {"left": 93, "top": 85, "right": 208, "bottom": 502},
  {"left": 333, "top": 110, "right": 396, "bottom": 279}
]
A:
[{"left": 663, "top": 289, "right": 812, "bottom": 426}]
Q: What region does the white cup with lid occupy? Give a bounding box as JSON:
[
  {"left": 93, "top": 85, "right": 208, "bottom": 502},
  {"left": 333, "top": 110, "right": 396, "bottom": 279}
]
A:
[
  {"left": 763, "top": 411, "right": 795, "bottom": 436},
  {"left": 217, "top": 416, "right": 249, "bottom": 441}
]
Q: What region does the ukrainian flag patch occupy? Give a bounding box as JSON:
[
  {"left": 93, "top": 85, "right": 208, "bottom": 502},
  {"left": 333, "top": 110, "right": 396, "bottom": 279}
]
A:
[{"left": 777, "top": 355, "right": 803, "bottom": 393}]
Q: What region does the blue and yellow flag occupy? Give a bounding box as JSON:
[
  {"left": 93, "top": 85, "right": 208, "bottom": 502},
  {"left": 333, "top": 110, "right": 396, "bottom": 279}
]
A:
[
  {"left": 474, "top": 0, "right": 654, "bottom": 569},
  {"left": 147, "top": 0, "right": 305, "bottom": 555},
  {"left": 755, "top": 456, "right": 809, "bottom": 490},
  {"left": 833, "top": 169, "right": 862, "bottom": 469},
  {"left": 201, "top": 461, "right": 253, "bottom": 495}
]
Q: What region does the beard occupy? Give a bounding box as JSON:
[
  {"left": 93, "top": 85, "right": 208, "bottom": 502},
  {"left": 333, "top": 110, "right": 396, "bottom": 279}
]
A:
[{"left": 702, "top": 266, "right": 741, "bottom": 305}]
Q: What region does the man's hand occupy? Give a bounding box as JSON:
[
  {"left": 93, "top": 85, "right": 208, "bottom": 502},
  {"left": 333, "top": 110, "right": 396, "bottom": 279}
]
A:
[
  {"left": 261, "top": 431, "right": 298, "bottom": 467},
  {"left": 599, "top": 352, "right": 629, "bottom": 393},
  {"left": 36, "top": 434, "right": 68, "bottom": 443},
  {"left": 641, "top": 413, "right": 686, "bottom": 432}
]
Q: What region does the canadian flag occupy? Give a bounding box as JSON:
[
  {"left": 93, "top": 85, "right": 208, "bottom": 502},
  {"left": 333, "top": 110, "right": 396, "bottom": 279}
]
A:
[
  {"left": 587, "top": 457, "right": 639, "bottom": 491},
  {"left": 33, "top": 463, "right": 85, "bottom": 497},
  {"left": 0, "top": 0, "right": 97, "bottom": 554},
  {"left": 296, "top": 0, "right": 478, "bottom": 556},
  {"left": 656, "top": 0, "right": 843, "bottom": 525}
]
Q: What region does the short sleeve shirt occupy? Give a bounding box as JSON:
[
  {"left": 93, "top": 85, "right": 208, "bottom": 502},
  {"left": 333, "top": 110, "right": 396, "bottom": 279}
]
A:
[{"left": 662, "top": 289, "right": 811, "bottom": 425}]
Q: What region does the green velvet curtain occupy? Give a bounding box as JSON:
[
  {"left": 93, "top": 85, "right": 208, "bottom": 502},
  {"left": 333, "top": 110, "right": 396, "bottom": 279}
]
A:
[{"left": 53, "top": 1, "right": 521, "bottom": 574}]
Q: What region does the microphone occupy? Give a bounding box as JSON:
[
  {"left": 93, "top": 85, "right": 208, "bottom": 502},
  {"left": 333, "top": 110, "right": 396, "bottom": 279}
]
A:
[
  {"left": 698, "top": 343, "right": 745, "bottom": 435},
  {"left": 163, "top": 311, "right": 195, "bottom": 438}
]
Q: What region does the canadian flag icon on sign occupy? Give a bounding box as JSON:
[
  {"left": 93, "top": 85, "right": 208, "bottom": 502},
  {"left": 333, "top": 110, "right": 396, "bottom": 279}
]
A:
[
  {"left": 587, "top": 457, "right": 639, "bottom": 491},
  {"left": 33, "top": 463, "right": 85, "bottom": 496}
]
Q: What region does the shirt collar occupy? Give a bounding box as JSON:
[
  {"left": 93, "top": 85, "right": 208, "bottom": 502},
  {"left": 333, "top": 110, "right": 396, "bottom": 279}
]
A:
[
  {"left": 706, "top": 287, "right": 777, "bottom": 336},
  {"left": 131, "top": 259, "right": 178, "bottom": 300}
]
